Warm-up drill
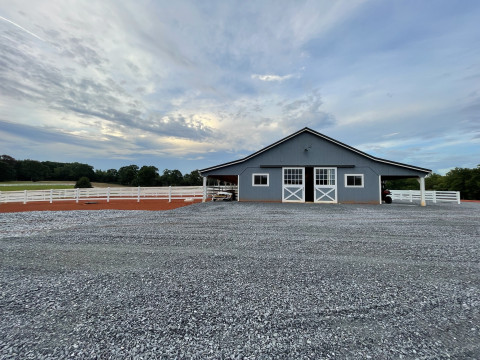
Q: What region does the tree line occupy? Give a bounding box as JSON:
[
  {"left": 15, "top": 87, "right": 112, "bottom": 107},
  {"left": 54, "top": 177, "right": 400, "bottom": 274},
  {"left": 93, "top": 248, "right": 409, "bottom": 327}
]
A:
[
  {"left": 2, "top": 155, "right": 478, "bottom": 198},
  {"left": 0, "top": 155, "right": 203, "bottom": 186},
  {"left": 386, "top": 166, "right": 480, "bottom": 200}
]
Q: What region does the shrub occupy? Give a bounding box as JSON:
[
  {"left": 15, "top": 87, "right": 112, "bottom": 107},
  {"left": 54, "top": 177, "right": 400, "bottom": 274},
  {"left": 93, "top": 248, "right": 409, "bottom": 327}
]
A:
[{"left": 75, "top": 176, "right": 92, "bottom": 188}]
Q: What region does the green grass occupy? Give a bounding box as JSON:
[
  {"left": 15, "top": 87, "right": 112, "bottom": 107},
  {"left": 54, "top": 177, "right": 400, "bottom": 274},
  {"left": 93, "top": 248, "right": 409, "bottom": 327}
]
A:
[
  {"left": 0, "top": 181, "right": 126, "bottom": 191},
  {"left": 0, "top": 184, "right": 75, "bottom": 191}
]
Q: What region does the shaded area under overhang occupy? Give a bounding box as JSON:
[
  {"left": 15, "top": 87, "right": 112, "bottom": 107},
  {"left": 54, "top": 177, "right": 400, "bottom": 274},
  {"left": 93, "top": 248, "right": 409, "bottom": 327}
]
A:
[{"left": 205, "top": 174, "right": 238, "bottom": 185}]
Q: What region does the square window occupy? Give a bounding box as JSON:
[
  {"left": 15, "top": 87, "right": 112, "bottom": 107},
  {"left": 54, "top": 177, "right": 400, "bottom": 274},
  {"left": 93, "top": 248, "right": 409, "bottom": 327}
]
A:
[
  {"left": 253, "top": 174, "right": 269, "bottom": 186},
  {"left": 345, "top": 174, "right": 364, "bottom": 188}
]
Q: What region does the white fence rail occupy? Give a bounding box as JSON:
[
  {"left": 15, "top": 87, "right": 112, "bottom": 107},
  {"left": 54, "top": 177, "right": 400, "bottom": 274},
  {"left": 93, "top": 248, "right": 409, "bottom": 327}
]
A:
[
  {"left": 0, "top": 186, "right": 216, "bottom": 204},
  {"left": 390, "top": 190, "right": 461, "bottom": 204}
]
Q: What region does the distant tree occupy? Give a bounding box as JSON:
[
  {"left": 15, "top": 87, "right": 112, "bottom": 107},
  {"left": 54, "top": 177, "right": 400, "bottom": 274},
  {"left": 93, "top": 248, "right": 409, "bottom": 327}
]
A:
[
  {"left": 118, "top": 165, "right": 139, "bottom": 186},
  {"left": 444, "top": 167, "right": 479, "bottom": 200},
  {"left": 53, "top": 165, "right": 70, "bottom": 180},
  {"left": 104, "top": 169, "right": 119, "bottom": 183},
  {"left": 50, "top": 162, "right": 95, "bottom": 181},
  {"left": 137, "top": 166, "right": 159, "bottom": 186},
  {"left": 159, "top": 169, "right": 183, "bottom": 186},
  {"left": 466, "top": 165, "right": 480, "bottom": 200},
  {"left": 0, "top": 155, "right": 17, "bottom": 181},
  {"left": 74, "top": 176, "right": 92, "bottom": 188},
  {"left": 68, "top": 163, "right": 95, "bottom": 180},
  {"left": 425, "top": 173, "right": 446, "bottom": 191},
  {"left": 385, "top": 178, "right": 419, "bottom": 190},
  {"left": 17, "top": 159, "right": 49, "bottom": 181},
  {"left": 41, "top": 161, "right": 64, "bottom": 180},
  {"left": 183, "top": 170, "right": 203, "bottom": 186},
  {"left": 94, "top": 169, "right": 107, "bottom": 183}
]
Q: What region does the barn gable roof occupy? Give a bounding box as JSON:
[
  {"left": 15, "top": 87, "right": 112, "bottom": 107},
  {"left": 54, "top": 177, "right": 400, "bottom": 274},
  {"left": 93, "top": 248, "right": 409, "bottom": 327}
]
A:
[{"left": 200, "top": 127, "right": 431, "bottom": 174}]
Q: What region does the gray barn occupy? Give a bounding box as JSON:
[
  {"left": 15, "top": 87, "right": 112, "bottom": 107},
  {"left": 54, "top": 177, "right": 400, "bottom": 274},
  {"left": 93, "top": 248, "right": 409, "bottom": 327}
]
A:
[{"left": 200, "top": 127, "right": 431, "bottom": 205}]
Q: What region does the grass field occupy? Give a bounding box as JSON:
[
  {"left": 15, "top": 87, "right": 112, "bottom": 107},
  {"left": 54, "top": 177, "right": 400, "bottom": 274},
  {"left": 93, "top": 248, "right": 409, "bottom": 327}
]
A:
[{"left": 0, "top": 181, "right": 123, "bottom": 191}]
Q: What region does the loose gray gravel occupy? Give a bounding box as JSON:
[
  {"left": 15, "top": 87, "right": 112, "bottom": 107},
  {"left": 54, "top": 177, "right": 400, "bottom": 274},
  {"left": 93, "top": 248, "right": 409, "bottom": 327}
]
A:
[{"left": 1, "top": 202, "right": 479, "bottom": 359}]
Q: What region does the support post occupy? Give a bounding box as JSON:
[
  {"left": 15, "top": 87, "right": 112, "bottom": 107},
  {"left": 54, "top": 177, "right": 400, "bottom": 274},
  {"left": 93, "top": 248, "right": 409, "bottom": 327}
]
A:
[
  {"left": 137, "top": 186, "right": 141, "bottom": 203},
  {"left": 75, "top": 188, "right": 79, "bottom": 203},
  {"left": 107, "top": 187, "right": 110, "bottom": 203},
  {"left": 168, "top": 186, "right": 172, "bottom": 203},
  {"left": 202, "top": 176, "right": 207, "bottom": 202},
  {"left": 419, "top": 177, "right": 426, "bottom": 206},
  {"left": 50, "top": 189, "right": 53, "bottom": 204},
  {"left": 24, "top": 190, "right": 27, "bottom": 204}
]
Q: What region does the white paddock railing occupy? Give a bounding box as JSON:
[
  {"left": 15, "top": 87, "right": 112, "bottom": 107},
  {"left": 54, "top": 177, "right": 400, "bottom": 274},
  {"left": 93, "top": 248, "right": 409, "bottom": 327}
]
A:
[
  {"left": 390, "top": 190, "right": 461, "bottom": 204},
  {"left": 0, "top": 186, "right": 214, "bottom": 204}
]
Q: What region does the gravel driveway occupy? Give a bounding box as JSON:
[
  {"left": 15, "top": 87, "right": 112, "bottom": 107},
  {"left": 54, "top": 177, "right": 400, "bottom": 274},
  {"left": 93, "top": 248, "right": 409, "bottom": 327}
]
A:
[{"left": 1, "top": 202, "right": 479, "bottom": 359}]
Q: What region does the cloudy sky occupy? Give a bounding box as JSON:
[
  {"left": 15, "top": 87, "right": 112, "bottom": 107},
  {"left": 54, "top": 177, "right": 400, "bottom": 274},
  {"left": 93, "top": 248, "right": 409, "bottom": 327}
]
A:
[{"left": 1, "top": 0, "right": 479, "bottom": 174}]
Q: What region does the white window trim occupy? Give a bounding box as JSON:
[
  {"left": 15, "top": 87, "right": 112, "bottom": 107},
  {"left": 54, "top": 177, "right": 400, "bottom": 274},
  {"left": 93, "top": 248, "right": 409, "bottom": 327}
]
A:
[
  {"left": 252, "top": 173, "right": 269, "bottom": 187},
  {"left": 345, "top": 174, "right": 364, "bottom": 188}
]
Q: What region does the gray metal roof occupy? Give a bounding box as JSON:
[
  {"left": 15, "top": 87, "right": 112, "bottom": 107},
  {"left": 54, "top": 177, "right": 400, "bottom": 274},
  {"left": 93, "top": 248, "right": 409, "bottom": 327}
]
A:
[{"left": 200, "top": 127, "right": 432, "bottom": 174}]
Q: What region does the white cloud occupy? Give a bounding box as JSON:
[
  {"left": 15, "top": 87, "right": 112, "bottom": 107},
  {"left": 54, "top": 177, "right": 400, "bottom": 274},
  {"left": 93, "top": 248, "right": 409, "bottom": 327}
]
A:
[
  {"left": 251, "top": 74, "right": 294, "bottom": 82},
  {"left": 0, "top": 0, "right": 479, "bottom": 173}
]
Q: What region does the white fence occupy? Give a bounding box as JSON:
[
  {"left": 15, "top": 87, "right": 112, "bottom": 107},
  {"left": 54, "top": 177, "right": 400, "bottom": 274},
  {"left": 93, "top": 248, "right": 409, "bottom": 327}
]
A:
[
  {"left": 390, "top": 190, "right": 461, "bottom": 204},
  {"left": 0, "top": 186, "right": 211, "bottom": 204}
]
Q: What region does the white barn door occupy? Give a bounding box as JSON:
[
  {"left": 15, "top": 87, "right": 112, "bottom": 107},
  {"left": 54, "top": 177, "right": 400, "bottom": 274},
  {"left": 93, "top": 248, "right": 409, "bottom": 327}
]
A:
[
  {"left": 314, "top": 167, "right": 337, "bottom": 203},
  {"left": 282, "top": 167, "right": 305, "bottom": 202}
]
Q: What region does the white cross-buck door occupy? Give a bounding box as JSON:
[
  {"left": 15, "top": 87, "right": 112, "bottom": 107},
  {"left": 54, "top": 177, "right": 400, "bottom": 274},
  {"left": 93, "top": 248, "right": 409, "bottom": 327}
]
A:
[
  {"left": 282, "top": 167, "right": 305, "bottom": 202},
  {"left": 314, "top": 167, "right": 337, "bottom": 203}
]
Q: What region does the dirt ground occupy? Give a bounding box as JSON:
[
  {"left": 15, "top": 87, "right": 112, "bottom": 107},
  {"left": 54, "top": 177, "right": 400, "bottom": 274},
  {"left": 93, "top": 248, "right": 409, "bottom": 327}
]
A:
[{"left": 0, "top": 199, "right": 203, "bottom": 213}]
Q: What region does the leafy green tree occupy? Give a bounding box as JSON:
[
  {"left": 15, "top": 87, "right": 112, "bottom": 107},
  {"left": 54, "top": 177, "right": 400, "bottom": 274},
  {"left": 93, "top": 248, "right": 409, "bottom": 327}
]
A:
[
  {"left": 118, "top": 165, "right": 139, "bottom": 186},
  {"left": 159, "top": 169, "right": 184, "bottom": 186},
  {"left": 51, "top": 162, "right": 95, "bottom": 181},
  {"left": 53, "top": 165, "right": 70, "bottom": 180},
  {"left": 425, "top": 173, "right": 446, "bottom": 191},
  {"left": 0, "top": 155, "right": 17, "bottom": 181},
  {"left": 466, "top": 165, "right": 480, "bottom": 200},
  {"left": 443, "top": 166, "right": 480, "bottom": 200},
  {"left": 94, "top": 169, "right": 107, "bottom": 182},
  {"left": 74, "top": 176, "right": 92, "bottom": 188},
  {"left": 183, "top": 170, "right": 203, "bottom": 186},
  {"left": 104, "top": 169, "right": 119, "bottom": 183},
  {"left": 17, "top": 160, "right": 49, "bottom": 181},
  {"left": 41, "top": 161, "right": 64, "bottom": 179},
  {"left": 137, "top": 166, "right": 159, "bottom": 186},
  {"left": 385, "top": 178, "right": 419, "bottom": 190},
  {"left": 444, "top": 168, "right": 470, "bottom": 199}
]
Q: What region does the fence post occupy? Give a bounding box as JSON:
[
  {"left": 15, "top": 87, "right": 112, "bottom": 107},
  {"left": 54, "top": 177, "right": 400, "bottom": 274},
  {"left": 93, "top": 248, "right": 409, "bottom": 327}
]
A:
[
  {"left": 169, "top": 186, "right": 172, "bottom": 203},
  {"left": 50, "top": 189, "right": 53, "bottom": 204},
  {"left": 409, "top": 190, "right": 413, "bottom": 202},
  {"left": 457, "top": 191, "right": 461, "bottom": 204},
  {"left": 76, "top": 188, "right": 79, "bottom": 203},
  {"left": 433, "top": 191, "right": 437, "bottom": 203},
  {"left": 24, "top": 190, "right": 27, "bottom": 204},
  {"left": 202, "top": 177, "right": 207, "bottom": 202},
  {"left": 107, "top": 187, "right": 110, "bottom": 203},
  {"left": 137, "top": 186, "right": 141, "bottom": 203}
]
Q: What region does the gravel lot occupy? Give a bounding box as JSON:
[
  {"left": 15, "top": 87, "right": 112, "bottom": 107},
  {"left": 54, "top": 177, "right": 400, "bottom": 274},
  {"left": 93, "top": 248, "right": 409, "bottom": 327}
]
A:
[{"left": 1, "top": 202, "right": 479, "bottom": 359}]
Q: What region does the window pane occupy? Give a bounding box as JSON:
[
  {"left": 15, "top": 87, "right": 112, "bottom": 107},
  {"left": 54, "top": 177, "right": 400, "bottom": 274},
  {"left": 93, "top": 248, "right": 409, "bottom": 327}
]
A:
[
  {"left": 347, "top": 176, "right": 354, "bottom": 186},
  {"left": 354, "top": 176, "right": 362, "bottom": 186}
]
